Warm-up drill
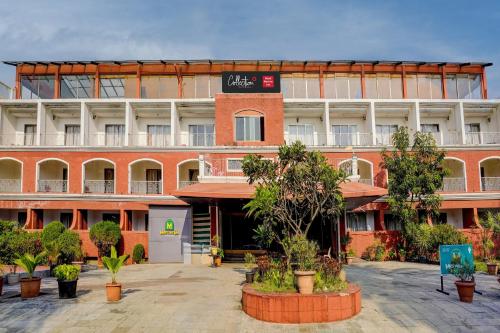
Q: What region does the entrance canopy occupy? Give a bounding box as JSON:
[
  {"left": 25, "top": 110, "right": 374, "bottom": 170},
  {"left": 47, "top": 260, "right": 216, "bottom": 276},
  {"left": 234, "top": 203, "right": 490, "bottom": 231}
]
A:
[{"left": 173, "top": 181, "right": 387, "bottom": 199}]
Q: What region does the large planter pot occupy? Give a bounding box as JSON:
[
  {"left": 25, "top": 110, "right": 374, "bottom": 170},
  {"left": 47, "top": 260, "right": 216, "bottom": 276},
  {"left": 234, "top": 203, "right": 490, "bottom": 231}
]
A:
[
  {"left": 57, "top": 279, "right": 78, "bottom": 299},
  {"left": 486, "top": 263, "right": 498, "bottom": 276},
  {"left": 20, "top": 277, "right": 41, "bottom": 299},
  {"left": 245, "top": 270, "right": 255, "bottom": 283},
  {"left": 455, "top": 280, "right": 475, "bottom": 303},
  {"left": 106, "top": 283, "right": 122, "bottom": 302},
  {"left": 346, "top": 256, "right": 354, "bottom": 265},
  {"left": 294, "top": 270, "right": 316, "bottom": 295},
  {"left": 399, "top": 256, "right": 406, "bottom": 262},
  {"left": 7, "top": 273, "right": 19, "bottom": 285},
  {"left": 214, "top": 255, "right": 222, "bottom": 267}
]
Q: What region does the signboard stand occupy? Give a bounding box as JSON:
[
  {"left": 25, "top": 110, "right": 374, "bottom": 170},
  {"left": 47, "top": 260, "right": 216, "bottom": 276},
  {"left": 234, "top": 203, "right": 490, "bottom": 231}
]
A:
[{"left": 436, "top": 275, "right": 449, "bottom": 295}]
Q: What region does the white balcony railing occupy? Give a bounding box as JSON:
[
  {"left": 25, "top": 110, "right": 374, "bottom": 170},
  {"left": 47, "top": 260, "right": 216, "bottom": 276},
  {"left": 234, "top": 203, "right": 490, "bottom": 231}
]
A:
[
  {"left": 332, "top": 133, "right": 372, "bottom": 146},
  {"left": 178, "top": 180, "right": 198, "bottom": 189},
  {"left": 358, "top": 178, "right": 372, "bottom": 185},
  {"left": 440, "top": 177, "right": 466, "bottom": 192},
  {"left": 466, "top": 132, "right": 500, "bottom": 145},
  {"left": 177, "top": 133, "right": 215, "bottom": 147},
  {"left": 130, "top": 181, "right": 162, "bottom": 194},
  {"left": 0, "top": 179, "right": 21, "bottom": 192},
  {"left": 41, "top": 133, "right": 81, "bottom": 146},
  {"left": 0, "top": 133, "right": 37, "bottom": 146},
  {"left": 87, "top": 133, "right": 125, "bottom": 147},
  {"left": 37, "top": 180, "right": 67, "bottom": 193},
  {"left": 481, "top": 177, "right": 500, "bottom": 191},
  {"left": 128, "top": 133, "right": 171, "bottom": 147},
  {"left": 84, "top": 180, "right": 114, "bottom": 193}
]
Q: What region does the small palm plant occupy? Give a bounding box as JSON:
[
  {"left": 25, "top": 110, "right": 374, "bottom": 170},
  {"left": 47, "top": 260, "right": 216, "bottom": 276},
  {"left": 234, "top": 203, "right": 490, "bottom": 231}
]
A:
[
  {"left": 102, "top": 246, "right": 129, "bottom": 284},
  {"left": 14, "top": 253, "right": 46, "bottom": 279}
]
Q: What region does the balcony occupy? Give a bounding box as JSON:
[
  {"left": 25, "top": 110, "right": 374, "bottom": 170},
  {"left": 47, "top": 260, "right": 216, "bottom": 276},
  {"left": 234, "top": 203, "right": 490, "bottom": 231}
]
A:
[
  {"left": 0, "top": 179, "right": 21, "bottom": 193},
  {"left": 130, "top": 181, "right": 162, "bottom": 194},
  {"left": 481, "top": 177, "right": 500, "bottom": 191},
  {"left": 36, "top": 159, "right": 68, "bottom": 193},
  {"left": 37, "top": 180, "right": 68, "bottom": 193},
  {"left": 332, "top": 132, "right": 372, "bottom": 146},
  {"left": 129, "top": 159, "right": 162, "bottom": 194},
  {"left": 465, "top": 132, "right": 500, "bottom": 145},
  {"left": 0, "top": 158, "right": 22, "bottom": 193},
  {"left": 177, "top": 159, "right": 201, "bottom": 189},
  {"left": 480, "top": 158, "right": 500, "bottom": 191},
  {"left": 83, "top": 159, "right": 115, "bottom": 194},
  {"left": 441, "top": 178, "right": 466, "bottom": 192},
  {"left": 84, "top": 180, "right": 114, "bottom": 194}
]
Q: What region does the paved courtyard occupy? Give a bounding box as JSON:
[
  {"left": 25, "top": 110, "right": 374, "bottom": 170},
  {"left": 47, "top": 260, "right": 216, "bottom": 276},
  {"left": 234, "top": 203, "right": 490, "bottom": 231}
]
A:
[{"left": 1, "top": 260, "right": 499, "bottom": 333}]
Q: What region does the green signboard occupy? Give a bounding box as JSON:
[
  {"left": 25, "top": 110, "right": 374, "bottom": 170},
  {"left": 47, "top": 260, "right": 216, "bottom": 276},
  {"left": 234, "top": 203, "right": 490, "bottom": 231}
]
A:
[
  {"left": 439, "top": 244, "right": 473, "bottom": 275},
  {"left": 160, "top": 218, "right": 179, "bottom": 235}
]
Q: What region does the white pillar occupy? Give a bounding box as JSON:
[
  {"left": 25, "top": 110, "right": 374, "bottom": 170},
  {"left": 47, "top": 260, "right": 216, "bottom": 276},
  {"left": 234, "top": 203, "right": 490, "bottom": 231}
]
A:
[
  {"left": 456, "top": 102, "right": 466, "bottom": 145},
  {"left": 0, "top": 104, "right": 3, "bottom": 145},
  {"left": 198, "top": 154, "right": 205, "bottom": 179},
  {"left": 36, "top": 101, "right": 44, "bottom": 146},
  {"left": 125, "top": 101, "right": 131, "bottom": 146},
  {"left": 170, "top": 100, "right": 176, "bottom": 146},
  {"left": 414, "top": 101, "right": 421, "bottom": 132},
  {"left": 324, "top": 101, "right": 332, "bottom": 145},
  {"left": 80, "top": 102, "right": 87, "bottom": 146},
  {"left": 368, "top": 101, "right": 376, "bottom": 145}
]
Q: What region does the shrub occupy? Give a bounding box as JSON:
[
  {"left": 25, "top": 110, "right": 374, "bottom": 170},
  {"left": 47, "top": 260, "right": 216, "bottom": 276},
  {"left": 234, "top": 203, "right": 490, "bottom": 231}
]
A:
[
  {"left": 15, "top": 253, "right": 45, "bottom": 279},
  {"left": 347, "top": 248, "right": 356, "bottom": 257},
  {"left": 41, "top": 221, "right": 66, "bottom": 247},
  {"left": 244, "top": 252, "right": 256, "bottom": 270},
  {"left": 290, "top": 235, "right": 318, "bottom": 271},
  {"left": 53, "top": 264, "right": 80, "bottom": 281},
  {"left": 363, "top": 240, "right": 386, "bottom": 261},
  {"left": 89, "top": 221, "right": 121, "bottom": 258},
  {"left": 58, "top": 231, "right": 83, "bottom": 263},
  {"left": 429, "top": 224, "right": 468, "bottom": 255},
  {"left": 132, "top": 244, "right": 145, "bottom": 264},
  {"left": 0, "top": 220, "right": 19, "bottom": 234}
]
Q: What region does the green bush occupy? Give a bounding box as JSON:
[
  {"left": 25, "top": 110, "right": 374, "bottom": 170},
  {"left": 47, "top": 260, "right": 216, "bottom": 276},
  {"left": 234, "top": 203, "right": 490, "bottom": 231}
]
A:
[
  {"left": 58, "top": 231, "right": 83, "bottom": 263},
  {"left": 363, "top": 240, "right": 386, "bottom": 261},
  {"left": 41, "top": 221, "right": 66, "bottom": 247},
  {"left": 253, "top": 268, "right": 295, "bottom": 293},
  {"left": 290, "top": 235, "right": 318, "bottom": 271},
  {"left": 53, "top": 264, "right": 80, "bottom": 281},
  {"left": 132, "top": 244, "right": 145, "bottom": 264},
  {"left": 475, "top": 261, "right": 487, "bottom": 273},
  {"left": 429, "top": 224, "right": 468, "bottom": 255},
  {"left": 89, "top": 221, "right": 121, "bottom": 258},
  {"left": 0, "top": 220, "right": 19, "bottom": 234}
]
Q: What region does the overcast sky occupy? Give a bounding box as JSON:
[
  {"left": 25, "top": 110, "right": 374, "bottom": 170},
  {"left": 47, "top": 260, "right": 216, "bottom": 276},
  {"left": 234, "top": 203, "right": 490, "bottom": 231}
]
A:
[{"left": 1, "top": 0, "right": 499, "bottom": 97}]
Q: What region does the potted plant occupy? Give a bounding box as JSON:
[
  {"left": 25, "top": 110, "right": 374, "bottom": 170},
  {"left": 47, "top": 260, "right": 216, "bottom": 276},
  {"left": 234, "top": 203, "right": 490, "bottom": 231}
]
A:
[
  {"left": 479, "top": 212, "right": 500, "bottom": 275},
  {"left": 45, "top": 241, "right": 61, "bottom": 276},
  {"left": 291, "top": 235, "right": 318, "bottom": 295},
  {"left": 449, "top": 259, "right": 475, "bottom": 303},
  {"left": 398, "top": 248, "right": 406, "bottom": 262},
  {"left": 102, "top": 246, "right": 129, "bottom": 302},
  {"left": 346, "top": 248, "right": 356, "bottom": 265},
  {"left": 15, "top": 252, "right": 45, "bottom": 299},
  {"left": 53, "top": 264, "right": 80, "bottom": 299},
  {"left": 214, "top": 248, "right": 224, "bottom": 267},
  {"left": 210, "top": 235, "right": 220, "bottom": 256},
  {"left": 243, "top": 252, "right": 256, "bottom": 283}
]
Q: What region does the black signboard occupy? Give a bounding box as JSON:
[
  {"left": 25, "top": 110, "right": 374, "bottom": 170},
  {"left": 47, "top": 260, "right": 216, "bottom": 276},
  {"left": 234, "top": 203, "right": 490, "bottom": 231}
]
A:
[{"left": 222, "top": 72, "right": 281, "bottom": 93}]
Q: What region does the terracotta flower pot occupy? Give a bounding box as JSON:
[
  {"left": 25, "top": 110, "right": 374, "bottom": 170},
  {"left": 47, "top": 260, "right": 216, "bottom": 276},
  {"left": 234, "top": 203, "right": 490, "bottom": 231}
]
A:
[
  {"left": 346, "top": 256, "right": 354, "bottom": 265},
  {"left": 106, "top": 283, "right": 122, "bottom": 302},
  {"left": 399, "top": 256, "right": 405, "bottom": 262},
  {"left": 486, "top": 263, "right": 498, "bottom": 275},
  {"left": 294, "top": 270, "right": 315, "bottom": 295},
  {"left": 7, "top": 273, "right": 19, "bottom": 285},
  {"left": 455, "top": 280, "right": 475, "bottom": 303},
  {"left": 20, "top": 277, "right": 41, "bottom": 299},
  {"left": 214, "top": 256, "right": 222, "bottom": 267}
]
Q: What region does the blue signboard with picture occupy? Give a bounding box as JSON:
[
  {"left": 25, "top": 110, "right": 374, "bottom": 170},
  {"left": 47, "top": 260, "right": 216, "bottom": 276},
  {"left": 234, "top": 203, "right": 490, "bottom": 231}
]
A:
[{"left": 439, "top": 244, "right": 474, "bottom": 275}]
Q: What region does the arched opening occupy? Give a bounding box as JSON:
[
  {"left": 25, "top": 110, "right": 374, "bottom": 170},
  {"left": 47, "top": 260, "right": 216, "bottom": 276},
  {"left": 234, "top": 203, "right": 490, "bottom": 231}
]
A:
[
  {"left": 0, "top": 158, "right": 22, "bottom": 193},
  {"left": 339, "top": 159, "right": 373, "bottom": 185},
  {"left": 37, "top": 159, "right": 69, "bottom": 192},
  {"left": 480, "top": 157, "right": 500, "bottom": 191},
  {"left": 83, "top": 159, "right": 115, "bottom": 194},
  {"left": 129, "top": 159, "right": 163, "bottom": 194},
  {"left": 177, "top": 159, "right": 200, "bottom": 189},
  {"left": 442, "top": 158, "right": 466, "bottom": 192}
]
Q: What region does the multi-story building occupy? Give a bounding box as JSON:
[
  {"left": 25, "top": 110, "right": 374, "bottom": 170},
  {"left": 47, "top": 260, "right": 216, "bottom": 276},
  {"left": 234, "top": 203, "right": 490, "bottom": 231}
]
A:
[{"left": 0, "top": 60, "right": 498, "bottom": 263}]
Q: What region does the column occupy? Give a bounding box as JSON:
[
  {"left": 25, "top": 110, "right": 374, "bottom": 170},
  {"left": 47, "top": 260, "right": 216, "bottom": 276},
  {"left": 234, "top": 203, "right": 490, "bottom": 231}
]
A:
[
  {"left": 125, "top": 101, "right": 132, "bottom": 146},
  {"left": 367, "top": 101, "right": 376, "bottom": 145},
  {"left": 80, "top": 102, "right": 87, "bottom": 146},
  {"left": 170, "top": 100, "right": 176, "bottom": 146},
  {"left": 36, "top": 101, "right": 44, "bottom": 145},
  {"left": 198, "top": 154, "right": 206, "bottom": 179},
  {"left": 456, "top": 102, "right": 466, "bottom": 145},
  {"left": 324, "top": 101, "right": 332, "bottom": 145}
]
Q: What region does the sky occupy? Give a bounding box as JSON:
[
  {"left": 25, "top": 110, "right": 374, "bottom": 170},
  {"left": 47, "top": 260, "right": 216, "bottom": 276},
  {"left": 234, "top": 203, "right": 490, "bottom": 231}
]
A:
[{"left": 1, "top": 0, "right": 499, "bottom": 97}]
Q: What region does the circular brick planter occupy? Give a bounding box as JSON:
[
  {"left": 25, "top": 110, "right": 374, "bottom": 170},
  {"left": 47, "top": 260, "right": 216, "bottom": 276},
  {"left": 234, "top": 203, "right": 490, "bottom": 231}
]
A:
[{"left": 242, "top": 283, "right": 361, "bottom": 323}]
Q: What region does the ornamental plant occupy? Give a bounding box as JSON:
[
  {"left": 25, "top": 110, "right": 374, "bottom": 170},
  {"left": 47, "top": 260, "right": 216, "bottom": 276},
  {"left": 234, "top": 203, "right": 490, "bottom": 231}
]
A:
[
  {"left": 89, "top": 221, "right": 121, "bottom": 259},
  {"left": 14, "top": 253, "right": 46, "bottom": 279},
  {"left": 290, "top": 235, "right": 318, "bottom": 271},
  {"left": 102, "top": 246, "right": 129, "bottom": 284},
  {"left": 448, "top": 259, "right": 475, "bottom": 282},
  {"left": 244, "top": 252, "right": 256, "bottom": 270},
  {"left": 41, "top": 221, "right": 66, "bottom": 248},
  {"left": 53, "top": 264, "right": 80, "bottom": 281},
  {"left": 58, "top": 231, "right": 83, "bottom": 263},
  {"left": 479, "top": 212, "right": 500, "bottom": 263},
  {"left": 132, "top": 244, "right": 145, "bottom": 264}
]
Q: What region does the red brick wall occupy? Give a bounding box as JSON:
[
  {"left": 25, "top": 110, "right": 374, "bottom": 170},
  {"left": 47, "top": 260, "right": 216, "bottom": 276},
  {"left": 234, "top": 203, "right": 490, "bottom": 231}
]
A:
[{"left": 76, "top": 230, "right": 148, "bottom": 260}]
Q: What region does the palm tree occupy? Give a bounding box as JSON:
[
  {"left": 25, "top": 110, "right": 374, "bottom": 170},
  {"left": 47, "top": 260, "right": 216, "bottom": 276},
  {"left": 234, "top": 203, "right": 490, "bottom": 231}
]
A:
[
  {"left": 102, "top": 246, "right": 128, "bottom": 284},
  {"left": 14, "top": 253, "right": 46, "bottom": 279}
]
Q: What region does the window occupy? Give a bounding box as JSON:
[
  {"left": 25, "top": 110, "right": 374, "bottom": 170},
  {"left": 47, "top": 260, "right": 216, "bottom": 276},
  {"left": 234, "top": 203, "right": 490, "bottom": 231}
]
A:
[
  {"left": 181, "top": 75, "right": 222, "bottom": 98},
  {"left": 384, "top": 214, "right": 401, "bottom": 231},
  {"left": 102, "top": 213, "right": 119, "bottom": 224},
  {"left": 235, "top": 116, "right": 264, "bottom": 141},
  {"left": 324, "top": 73, "right": 362, "bottom": 99},
  {"left": 18, "top": 212, "right": 27, "bottom": 225},
  {"left": 21, "top": 75, "right": 55, "bottom": 99},
  {"left": 24, "top": 124, "right": 37, "bottom": 146},
  {"left": 105, "top": 124, "right": 125, "bottom": 146},
  {"left": 100, "top": 76, "right": 135, "bottom": 98},
  {"left": 281, "top": 74, "right": 320, "bottom": 98},
  {"left": 147, "top": 125, "right": 170, "bottom": 147},
  {"left": 65, "top": 125, "right": 80, "bottom": 146},
  {"left": 365, "top": 74, "right": 402, "bottom": 99},
  {"left": 465, "top": 123, "right": 481, "bottom": 144},
  {"left": 332, "top": 125, "right": 358, "bottom": 146},
  {"left": 346, "top": 212, "right": 368, "bottom": 231},
  {"left": 60, "top": 75, "right": 94, "bottom": 98},
  {"left": 376, "top": 125, "right": 398, "bottom": 145},
  {"left": 421, "top": 124, "right": 440, "bottom": 143},
  {"left": 446, "top": 74, "right": 482, "bottom": 99},
  {"left": 60, "top": 213, "right": 73, "bottom": 229},
  {"left": 227, "top": 159, "right": 243, "bottom": 171},
  {"left": 287, "top": 124, "right": 314, "bottom": 145},
  {"left": 189, "top": 124, "right": 214, "bottom": 146},
  {"left": 406, "top": 74, "right": 442, "bottom": 99},
  {"left": 141, "top": 76, "right": 178, "bottom": 98}
]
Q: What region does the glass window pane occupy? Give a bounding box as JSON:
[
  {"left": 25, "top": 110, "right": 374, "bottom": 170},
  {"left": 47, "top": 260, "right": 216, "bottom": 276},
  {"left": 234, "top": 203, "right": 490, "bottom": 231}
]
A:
[
  {"left": 209, "top": 76, "right": 222, "bottom": 97},
  {"left": 182, "top": 76, "right": 195, "bottom": 98},
  {"left": 446, "top": 75, "right": 458, "bottom": 99},
  {"left": 390, "top": 74, "right": 402, "bottom": 99},
  {"left": 61, "top": 75, "right": 94, "bottom": 98},
  {"left": 324, "top": 75, "right": 336, "bottom": 98},
  {"left": 417, "top": 75, "right": 431, "bottom": 99},
  {"left": 430, "top": 75, "right": 443, "bottom": 99},
  {"left": 195, "top": 75, "right": 210, "bottom": 98},
  {"left": 365, "top": 75, "right": 378, "bottom": 98},
  {"left": 406, "top": 75, "right": 418, "bottom": 98},
  {"left": 456, "top": 75, "right": 469, "bottom": 99},
  {"left": 469, "top": 74, "right": 482, "bottom": 99},
  {"left": 335, "top": 74, "right": 350, "bottom": 99},
  {"left": 293, "top": 75, "right": 307, "bottom": 98},
  {"left": 235, "top": 117, "right": 244, "bottom": 141},
  {"left": 306, "top": 75, "right": 320, "bottom": 98},
  {"left": 100, "top": 76, "right": 134, "bottom": 98},
  {"left": 377, "top": 74, "right": 391, "bottom": 98},
  {"left": 281, "top": 76, "right": 294, "bottom": 98},
  {"left": 349, "top": 75, "right": 362, "bottom": 98},
  {"left": 21, "top": 75, "right": 55, "bottom": 99}
]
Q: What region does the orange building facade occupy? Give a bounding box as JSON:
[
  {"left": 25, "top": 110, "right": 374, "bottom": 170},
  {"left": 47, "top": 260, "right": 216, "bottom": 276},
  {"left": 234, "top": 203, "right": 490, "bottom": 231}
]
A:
[{"left": 0, "top": 59, "right": 499, "bottom": 262}]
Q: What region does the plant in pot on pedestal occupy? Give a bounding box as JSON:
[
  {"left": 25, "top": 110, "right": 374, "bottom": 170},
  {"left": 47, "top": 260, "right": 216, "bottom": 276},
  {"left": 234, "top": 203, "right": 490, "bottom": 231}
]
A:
[
  {"left": 479, "top": 212, "right": 500, "bottom": 276},
  {"left": 15, "top": 252, "right": 45, "bottom": 299},
  {"left": 291, "top": 235, "right": 318, "bottom": 295},
  {"left": 244, "top": 252, "right": 256, "bottom": 283},
  {"left": 449, "top": 258, "right": 476, "bottom": 303},
  {"left": 346, "top": 248, "right": 356, "bottom": 265},
  {"left": 53, "top": 264, "right": 80, "bottom": 299},
  {"left": 102, "top": 246, "right": 129, "bottom": 302},
  {"left": 89, "top": 221, "right": 122, "bottom": 268}
]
